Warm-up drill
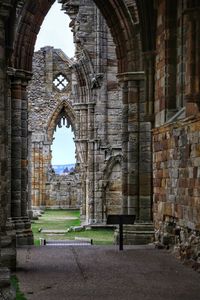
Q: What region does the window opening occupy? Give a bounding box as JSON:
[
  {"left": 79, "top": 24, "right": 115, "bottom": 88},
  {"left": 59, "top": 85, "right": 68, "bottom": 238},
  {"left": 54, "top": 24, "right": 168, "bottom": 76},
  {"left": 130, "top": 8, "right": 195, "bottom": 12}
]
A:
[
  {"left": 51, "top": 117, "right": 75, "bottom": 175},
  {"left": 53, "top": 74, "right": 68, "bottom": 91}
]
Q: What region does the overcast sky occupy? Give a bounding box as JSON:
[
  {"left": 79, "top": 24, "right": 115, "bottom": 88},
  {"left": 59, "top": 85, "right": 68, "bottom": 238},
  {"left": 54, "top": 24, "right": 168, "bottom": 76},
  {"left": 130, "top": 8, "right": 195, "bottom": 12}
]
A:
[
  {"left": 35, "top": 2, "right": 76, "bottom": 165},
  {"left": 35, "top": 1, "right": 75, "bottom": 58}
]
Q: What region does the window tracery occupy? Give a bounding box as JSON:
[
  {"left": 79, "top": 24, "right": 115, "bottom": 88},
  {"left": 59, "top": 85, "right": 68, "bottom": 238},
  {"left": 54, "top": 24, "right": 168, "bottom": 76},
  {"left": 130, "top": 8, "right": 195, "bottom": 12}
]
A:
[{"left": 53, "top": 74, "right": 68, "bottom": 91}]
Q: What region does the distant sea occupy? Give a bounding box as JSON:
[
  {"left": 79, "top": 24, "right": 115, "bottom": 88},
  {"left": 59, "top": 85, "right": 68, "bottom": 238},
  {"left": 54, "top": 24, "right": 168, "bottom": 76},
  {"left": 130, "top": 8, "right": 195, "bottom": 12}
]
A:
[{"left": 52, "top": 164, "right": 75, "bottom": 175}]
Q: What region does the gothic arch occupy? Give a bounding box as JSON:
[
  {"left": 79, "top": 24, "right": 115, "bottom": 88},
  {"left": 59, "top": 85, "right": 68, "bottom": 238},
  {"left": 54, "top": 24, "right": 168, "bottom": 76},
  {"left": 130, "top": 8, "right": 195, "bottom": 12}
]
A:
[
  {"left": 11, "top": 0, "right": 144, "bottom": 73},
  {"left": 47, "top": 100, "right": 76, "bottom": 142}
]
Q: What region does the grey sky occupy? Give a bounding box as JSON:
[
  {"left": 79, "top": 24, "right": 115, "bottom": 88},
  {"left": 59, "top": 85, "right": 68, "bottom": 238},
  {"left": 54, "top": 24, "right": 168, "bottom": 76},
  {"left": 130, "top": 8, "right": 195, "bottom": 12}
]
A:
[
  {"left": 35, "top": 2, "right": 75, "bottom": 58},
  {"left": 35, "top": 2, "right": 76, "bottom": 165}
]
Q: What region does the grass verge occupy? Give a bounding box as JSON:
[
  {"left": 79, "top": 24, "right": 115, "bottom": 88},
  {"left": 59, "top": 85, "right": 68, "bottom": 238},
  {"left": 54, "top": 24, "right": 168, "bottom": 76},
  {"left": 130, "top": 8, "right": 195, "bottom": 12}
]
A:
[
  {"left": 31, "top": 209, "right": 114, "bottom": 245},
  {"left": 11, "top": 275, "right": 26, "bottom": 300}
]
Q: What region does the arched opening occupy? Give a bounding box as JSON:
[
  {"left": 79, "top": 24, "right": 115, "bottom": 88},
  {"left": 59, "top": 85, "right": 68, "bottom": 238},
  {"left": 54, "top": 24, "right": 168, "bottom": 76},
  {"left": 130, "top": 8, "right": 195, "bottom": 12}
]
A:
[
  {"left": 51, "top": 122, "right": 75, "bottom": 174},
  {"left": 0, "top": 1, "right": 160, "bottom": 297},
  {"left": 46, "top": 104, "right": 79, "bottom": 210},
  {"left": 10, "top": 0, "right": 153, "bottom": 242},
  {"left": 3, "top": 0, "right": 155, "bottom": 262}
]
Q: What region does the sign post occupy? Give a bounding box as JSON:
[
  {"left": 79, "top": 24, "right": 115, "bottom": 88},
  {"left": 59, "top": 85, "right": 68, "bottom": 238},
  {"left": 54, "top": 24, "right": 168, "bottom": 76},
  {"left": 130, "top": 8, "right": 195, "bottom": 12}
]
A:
[{"left": 107, "top": 215, "right": 135, "bottom": 251}]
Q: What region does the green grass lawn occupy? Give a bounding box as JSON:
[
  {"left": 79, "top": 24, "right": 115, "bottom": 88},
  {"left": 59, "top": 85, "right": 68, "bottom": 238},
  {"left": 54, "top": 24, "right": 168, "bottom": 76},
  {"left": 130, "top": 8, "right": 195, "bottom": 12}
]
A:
[{"left": 31, "top": 209, "right": 114, "bottom": 245}]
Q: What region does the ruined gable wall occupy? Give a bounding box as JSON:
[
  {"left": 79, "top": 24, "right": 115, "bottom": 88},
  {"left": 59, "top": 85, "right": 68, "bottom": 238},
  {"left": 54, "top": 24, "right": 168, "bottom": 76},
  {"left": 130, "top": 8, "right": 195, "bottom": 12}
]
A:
[
  {"left": 28, "top": 47, "right": 74, "bottom": 133},
  {"left": 27, "top": 47, "right": 76, "bottom": 209}
]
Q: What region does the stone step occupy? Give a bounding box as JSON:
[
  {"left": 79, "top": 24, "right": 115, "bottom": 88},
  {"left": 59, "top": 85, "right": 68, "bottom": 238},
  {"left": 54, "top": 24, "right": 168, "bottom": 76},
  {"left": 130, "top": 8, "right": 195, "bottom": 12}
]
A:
[
  {"left": 115, "top": 223, "right": 155, "bottom": 245},
  {"left": 123, "top": 223, "right": 154, "bottom": 232},
  {"left": 75, "top": 237, "right": 93, "bottom": 244},
  {"left": 41, "top": 239, "right": 92, "bottom": 246}
]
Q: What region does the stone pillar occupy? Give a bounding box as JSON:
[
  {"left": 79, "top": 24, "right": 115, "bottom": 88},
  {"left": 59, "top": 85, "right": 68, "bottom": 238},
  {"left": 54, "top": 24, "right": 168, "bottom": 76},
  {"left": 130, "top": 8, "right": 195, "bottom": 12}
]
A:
[
  {"left": 0, "top": 4, "right": 16, "bottom": 298},
  {"left": 143, "top": 51, "right": 155, "bottom": 120},
  {"left": 87, "top": 102, "right": 95, "bottom": 223},
  {"left": 118, "top": 72, "right": 154, "bottom": 244},
  {"left": 11, "top": 76, "right": 22, "bottom": 218},
  {"left": 119, "top": 72, "right": 143, "bottom": 219},
  {"left": 21, "top": 81, "right": 28, "bottom": 216},
  {"left": 127, "top": 79, "right": 140, "bottom": 217},
  {"left": 10, "top": 70, "right": 33, "bottom": 246},
  {"left": 74, "top": 103, "right": 88, "bottom": 222},
  {"left": 121, "top": 81, "right": 128, "bottom": 214}
]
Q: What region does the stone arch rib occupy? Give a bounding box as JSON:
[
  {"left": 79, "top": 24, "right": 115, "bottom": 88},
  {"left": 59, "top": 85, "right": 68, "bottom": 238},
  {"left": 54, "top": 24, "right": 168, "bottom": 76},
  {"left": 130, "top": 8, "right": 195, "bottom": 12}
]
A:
[
  {"left": 93, "top": 0, "right": 142, "bottom": 72},
  {"left": 12, "top": 0, "right": 55, "bottom": 71}
]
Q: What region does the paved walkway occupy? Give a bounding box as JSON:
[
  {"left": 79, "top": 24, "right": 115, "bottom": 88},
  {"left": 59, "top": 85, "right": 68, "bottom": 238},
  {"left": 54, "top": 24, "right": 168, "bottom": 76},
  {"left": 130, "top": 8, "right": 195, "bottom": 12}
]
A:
[{"left": 15, "top": 245, "right": 200, "bottom": 300}]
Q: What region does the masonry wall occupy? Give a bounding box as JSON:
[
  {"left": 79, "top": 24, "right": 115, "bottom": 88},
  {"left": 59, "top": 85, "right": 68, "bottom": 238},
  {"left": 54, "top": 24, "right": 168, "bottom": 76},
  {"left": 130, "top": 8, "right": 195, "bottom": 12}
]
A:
[
  {"left": 46, "top": 173, "right": 80, "bottom": 209},
  {"left": 153, "top": 0, "right": 200, "bottom": 259},
  {"left": 28, "top": 47, "right": 76, "bottom": 210},
  {"left": 154, "top": 0, "right": 188, "bottom": 126},
  {"left": 153, "top": 118, "right": 200, "bottom": 258}
]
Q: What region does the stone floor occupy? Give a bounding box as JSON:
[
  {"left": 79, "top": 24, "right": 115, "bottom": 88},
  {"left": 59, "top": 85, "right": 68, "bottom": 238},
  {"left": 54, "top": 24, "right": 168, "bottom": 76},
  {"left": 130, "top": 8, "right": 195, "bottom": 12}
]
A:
[{"left": 15, "top": 245, "right": 200, "bottom": 300}]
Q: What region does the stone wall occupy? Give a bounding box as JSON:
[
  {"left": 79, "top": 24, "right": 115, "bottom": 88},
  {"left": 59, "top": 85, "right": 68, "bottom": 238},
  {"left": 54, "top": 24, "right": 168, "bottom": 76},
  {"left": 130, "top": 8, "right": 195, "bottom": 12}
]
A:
[
  {"left": 153, "top": 117, "right": 200, "bottom": 261},
  {"left": 154, "top": 0, "right": 188, "bottom": 126},
  {"left": 46, "top": 172, "right": 81, "bottom": 209},
  {"left": 152, "top": 0, "right": 200, "bottom": 261},
  {"left": 27, "top": 47, "right": 76, "bottom": 210}
]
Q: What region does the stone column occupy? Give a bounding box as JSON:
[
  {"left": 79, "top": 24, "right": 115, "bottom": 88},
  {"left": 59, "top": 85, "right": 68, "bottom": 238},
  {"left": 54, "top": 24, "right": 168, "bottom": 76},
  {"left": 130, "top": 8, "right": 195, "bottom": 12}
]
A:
[
  {"left": 121, "top": 81, "right": 128, "bottom": 214},
  {"left": 127, "top": 79, "right": 140, "bottom": 217},
  {"left": 0, "top": 4, "right": 16, "bottom": 298},
  {"left": 74, "top": 103, "right": 88, "bottom": 221},
  {"left": 87, "top": 102, "right": 95, "bottom": 223},
  {"left": 118, "top": 72, "right": 154, "bottom": 244},
  {"left": 21, "top": 81, "right": 28, "bottom": 216},
  {"left": 143, "top": 51, "right": 155, "bottom": 120},
  {"left": 119, "top": 72, "right": 144, "bottom": 219},
  {"left": 11, "top": 76, "right": 22, "bottom": 218},
  {"left": 10, "top": 70, "right": 33, "bottom": 246}
]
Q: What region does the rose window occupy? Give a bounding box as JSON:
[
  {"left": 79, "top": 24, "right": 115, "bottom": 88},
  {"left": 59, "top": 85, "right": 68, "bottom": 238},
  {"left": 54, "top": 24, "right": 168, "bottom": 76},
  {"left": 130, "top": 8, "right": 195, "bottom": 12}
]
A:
[{"left": 53, "top": 74, "right": 68, "bottom": 91}]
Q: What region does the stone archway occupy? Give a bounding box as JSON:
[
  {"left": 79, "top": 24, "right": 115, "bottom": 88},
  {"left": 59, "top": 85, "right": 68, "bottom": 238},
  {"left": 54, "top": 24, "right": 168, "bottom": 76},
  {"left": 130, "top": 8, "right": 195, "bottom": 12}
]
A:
[
  {"left": 0, "top": 0, "right": 157, "bottom": 296},
  {"left": 6, "top": 0, "right": 154, "bottom": 240}
]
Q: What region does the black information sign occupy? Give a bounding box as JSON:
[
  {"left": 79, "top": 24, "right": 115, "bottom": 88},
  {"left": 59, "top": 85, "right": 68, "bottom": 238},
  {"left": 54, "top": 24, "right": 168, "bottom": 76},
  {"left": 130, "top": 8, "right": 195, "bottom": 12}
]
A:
[{"left": 107, "top": 214, "right": 135, "bottom": 250}]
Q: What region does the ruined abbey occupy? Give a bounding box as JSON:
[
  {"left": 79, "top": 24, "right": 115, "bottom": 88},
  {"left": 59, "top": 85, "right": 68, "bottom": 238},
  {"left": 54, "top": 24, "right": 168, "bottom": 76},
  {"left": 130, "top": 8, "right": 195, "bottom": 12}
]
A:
[{"left": 1, "top": 0, "right": 200, "bottom": 297}]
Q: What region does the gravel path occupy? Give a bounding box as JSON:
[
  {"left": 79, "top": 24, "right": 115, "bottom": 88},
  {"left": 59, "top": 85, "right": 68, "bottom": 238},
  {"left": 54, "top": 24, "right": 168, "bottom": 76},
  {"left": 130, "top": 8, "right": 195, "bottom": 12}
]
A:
[{"left": 15, "top": 245, "right": 200, "bottom": 300}]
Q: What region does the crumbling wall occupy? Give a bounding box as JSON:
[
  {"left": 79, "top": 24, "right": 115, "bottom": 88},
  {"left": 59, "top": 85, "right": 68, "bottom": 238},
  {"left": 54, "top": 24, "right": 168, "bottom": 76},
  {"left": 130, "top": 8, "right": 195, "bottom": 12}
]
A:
[
  {"left": 27, "top": 47, "right": 76, "bottom": 209},
  {"left": 46, "top": 172, "right": 81, "bottom": 208}
]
